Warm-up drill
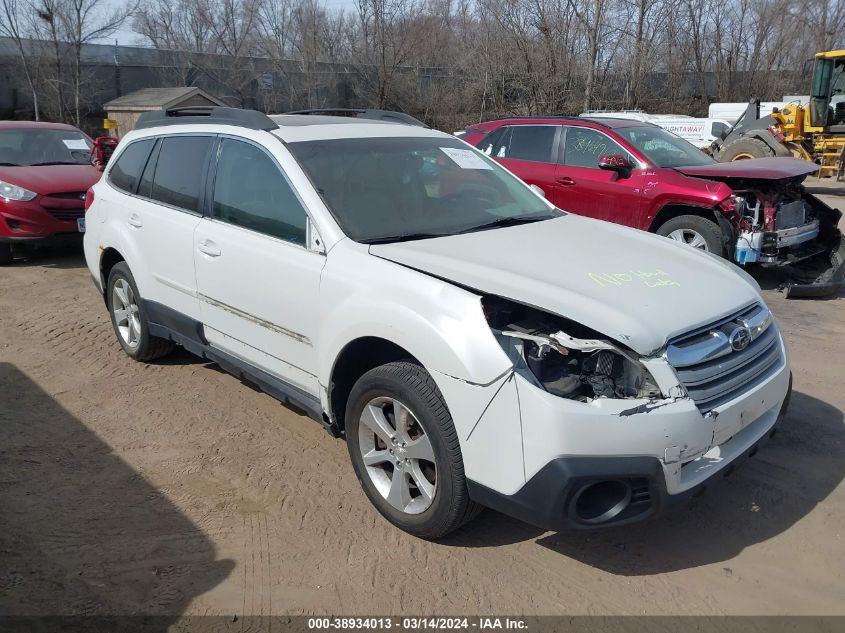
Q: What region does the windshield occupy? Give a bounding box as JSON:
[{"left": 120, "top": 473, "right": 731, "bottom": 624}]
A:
[
  {"left": 616, "top": 126, "right": 715, "bottom": 168},
  {"left": 0, "top": 129, "right": 93, "bottom": 167},
  {"left": 286, "top": 136, "right": 557, "bottom": 243}
]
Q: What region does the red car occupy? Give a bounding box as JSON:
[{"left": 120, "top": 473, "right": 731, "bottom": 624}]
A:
[
  {"left": 0, "top": 121, "right": 102, "bottom": 264},
  {"left": 462, "top": 117, "right": 843, "bottom": 296}
]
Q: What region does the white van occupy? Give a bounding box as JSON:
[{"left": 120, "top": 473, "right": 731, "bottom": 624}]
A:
[
  {"left": 651, "top": 117, "right": 732, "bottom": 149},
  {"left": 580, "top": 111, "right": 731, "bottom": 149}
]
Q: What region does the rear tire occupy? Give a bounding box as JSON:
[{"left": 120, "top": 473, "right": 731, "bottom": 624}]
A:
[
  {"left": 106, "top": 262, "right": 174, "bottom": 361},
  {"left": 345, "top": 361, "right": 481, "bottom": 539},
  {"left": 0, "top": 243, "right": 12, "bottom": 265},
  {"left": 657, "top": 214, "right": 725, "bottom": 257},
  {"left": 720, "top": 137, "right": 776, "bottom": 161}
]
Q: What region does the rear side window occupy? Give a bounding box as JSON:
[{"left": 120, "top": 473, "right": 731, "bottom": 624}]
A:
[
  {"left": 479, "top": 125, "right": 556, "bottom": 163},
  {"left": 108, "top": 139, "right": 154, "bottom": 193},
  {"left": 148, "top": 136, "right": 212, "bottom": 212},
  {"left": 563, "top": 127, "right": 627, "bottom": 168},
  {"left": 506, "top": 126, "right": 556, "bottom": 162},
  {"left": 212, "top": 138, "right": 308, "bottom": 245}
]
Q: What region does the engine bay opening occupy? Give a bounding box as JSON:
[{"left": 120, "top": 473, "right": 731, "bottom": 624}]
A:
[{"left": 482, "top": 296, "right": 662, "bottom": 402}]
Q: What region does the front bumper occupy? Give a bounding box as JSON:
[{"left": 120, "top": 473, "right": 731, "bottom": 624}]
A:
[
  {"left": 0, "top": 198, "right": 85, "bottom": 242},
  {"left": 468, "top": 375, "right": 791, "bottom": 531}
]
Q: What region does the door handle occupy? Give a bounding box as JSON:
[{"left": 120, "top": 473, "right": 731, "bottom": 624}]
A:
[
  {"left": 557, "top": 177, "right": 576, "bottom": 186},
  {"left": 197, "top": 239, "right": 221, "bottom": 257},
  {"left": 127, "top": 213, "right": 143, "bottom": 228}
]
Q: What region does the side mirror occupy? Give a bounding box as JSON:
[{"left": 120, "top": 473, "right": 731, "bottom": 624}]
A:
[
  {"left": 529, "top": 184, "right": 546, "bottom": 198},
  {"left": 598, "top": 154, "right": 633, "bottom": 175}
]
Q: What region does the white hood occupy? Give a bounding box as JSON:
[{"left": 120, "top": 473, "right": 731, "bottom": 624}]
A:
[{"left": 370, "top": 214, "right": 760, "bottom": 355}]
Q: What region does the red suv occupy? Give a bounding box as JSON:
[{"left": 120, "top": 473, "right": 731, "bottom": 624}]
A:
[
  {"left": 462, "top": 117, "right": 843, "bottom": 296},
  {"left": 0, "top": 121, "right": 102, "bottom": 264}
]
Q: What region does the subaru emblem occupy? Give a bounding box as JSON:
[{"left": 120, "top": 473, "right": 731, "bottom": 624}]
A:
[{"left": 729, "top": 326, "right": 752, "bottom": 352}]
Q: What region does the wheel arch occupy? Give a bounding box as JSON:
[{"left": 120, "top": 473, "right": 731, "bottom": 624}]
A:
[
  {"left": 647, "top": 203, "right": 721, "bottom": 233},
  {"left": 99, "top": 247, "right": 126, "bottom": 304},
  {"left": 327, "top": 336, "right": 422, "bottom": 434}
]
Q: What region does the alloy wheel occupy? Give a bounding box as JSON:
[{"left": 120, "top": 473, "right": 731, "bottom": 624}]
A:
[
  {"left": 357, "top": 396, "right": 437, "bottom": 514},
  {"left": 112, "top": 278, "right": 141, "bottom": 349},
  {"left": 667, "top": 228, "right": 710, "bottom": 251}
]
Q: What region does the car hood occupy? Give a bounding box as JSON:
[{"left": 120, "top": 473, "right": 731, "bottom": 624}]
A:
[
  {"left": 673, "top": 157, "right": 818, "bottom": 180},
  {"left": 0, "top": 164, "right": 101, "bottom": 195},
  {"left": 370, "top": 215, "right": 760, "bottom": 355}
]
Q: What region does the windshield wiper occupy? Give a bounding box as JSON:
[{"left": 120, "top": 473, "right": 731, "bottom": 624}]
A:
[
  {"left": 455, "top": 214, "right": 551, "bottom": 235},
  {"left": 0, "top": 162, "right": 21, "bottom": 166},
  {"left": 362, "top": 232, "right": 448, "bottom": 245}
]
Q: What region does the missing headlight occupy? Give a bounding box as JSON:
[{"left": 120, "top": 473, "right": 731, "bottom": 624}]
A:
[{"left": 483, "top": 295, "right": 662, "bottom": 402}]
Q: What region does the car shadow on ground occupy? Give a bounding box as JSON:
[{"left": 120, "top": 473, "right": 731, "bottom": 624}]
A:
[
  {"left": 8, "top": 243, "right": 87, "bottom": 269},
  {"left": 0, "top": 362, "right": 234, "bottom": 625},
  {"left": 446, "top": 391, "right": 844, "bottom": 575}
]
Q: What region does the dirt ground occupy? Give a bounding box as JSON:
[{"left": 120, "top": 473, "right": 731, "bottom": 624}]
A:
[{"left": 1, "top": 179, "right": 844, "bottom": 619}]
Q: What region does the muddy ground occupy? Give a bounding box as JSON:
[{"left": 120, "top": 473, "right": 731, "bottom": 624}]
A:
[{"left": 1, "top": 179, "right": 843, "bottom": 619}]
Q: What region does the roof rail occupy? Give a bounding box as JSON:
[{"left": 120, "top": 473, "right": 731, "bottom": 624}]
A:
[
  {"left": 283, "top": 108, "right": 429, "bottom": 128},
  {"left": 489, "top": 115, "right": 612, "bottom": 128},
  {"left": 135, "top": 106, "right": 279, "bottom": 131}
]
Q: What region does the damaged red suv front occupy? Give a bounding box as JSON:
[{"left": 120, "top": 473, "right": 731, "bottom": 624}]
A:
[
  {"left": 677, "top": 159, "right": 844, "bottom": 298},
  {"left": 463, "top": 118, "right": 843, "bottom": 297}
]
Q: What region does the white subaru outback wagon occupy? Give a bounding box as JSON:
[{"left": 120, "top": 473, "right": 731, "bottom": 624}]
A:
[{"left": 84, "top": 107, "right": 792, "bottom": 538}]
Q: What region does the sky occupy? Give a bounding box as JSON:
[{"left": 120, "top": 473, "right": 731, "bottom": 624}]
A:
[{"left": 101, "top": 0, "right": 359, "bottom": 46}]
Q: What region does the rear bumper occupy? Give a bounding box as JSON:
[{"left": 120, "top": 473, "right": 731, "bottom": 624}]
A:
[{"left": 467, "top": 374, "right": 792, "bottom": 532}]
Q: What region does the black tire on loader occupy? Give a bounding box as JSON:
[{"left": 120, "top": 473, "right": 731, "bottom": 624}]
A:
[{"left": 719, "top": 137, "right": 776, "bottom": 162}]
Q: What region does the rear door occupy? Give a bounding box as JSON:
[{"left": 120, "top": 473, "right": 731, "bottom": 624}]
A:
[
  {"left": 193, "top": 135, "right": 324, "bottom": 397},
  {"left": 113, "top": 134, "right": 212, "bottom": 320},
  {"left": 555, "top": 126, "right": 644, "bottom": 225},
  {"left": 480, "top": 125, "right": 564, "bottom": 205}
]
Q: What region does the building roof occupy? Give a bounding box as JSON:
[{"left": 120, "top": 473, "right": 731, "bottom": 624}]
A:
[{"left": 104, "top": 87, "right": 224, "bottom": 111}]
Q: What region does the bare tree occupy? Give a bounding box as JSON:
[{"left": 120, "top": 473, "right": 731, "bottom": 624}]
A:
[
  {"left": 0, "top": 0, "right": 41, "bottom": 118},
  {"left": 60, "top": 0, "right": 137, "bottom": 125}
]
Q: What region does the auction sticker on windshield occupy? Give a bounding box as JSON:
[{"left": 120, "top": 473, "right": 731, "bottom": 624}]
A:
[
  {"left": 63, "top": 139, "right": 90, "bottom": 150},
  {"left": 440, "top": 147, "right": 492, "bottom": 170}
]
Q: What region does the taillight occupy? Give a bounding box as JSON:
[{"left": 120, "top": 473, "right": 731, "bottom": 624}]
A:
[{"left": 84, "top": 188, "right": 94, "bottom": 211}]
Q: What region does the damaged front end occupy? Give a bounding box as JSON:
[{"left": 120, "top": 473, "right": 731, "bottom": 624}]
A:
[
  {"left": 483, "top": 296, "right": 667, "bottom": 403},
  {"left": 718, "top": 180, "right": 844, "bottom": 298}
]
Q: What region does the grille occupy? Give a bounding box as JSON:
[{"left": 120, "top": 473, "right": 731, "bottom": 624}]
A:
[
  {"left": 42, "top": 191, "right": 86, "bottom": 222},
  {"left": 46, "top": 191, "right": 87, "bottom": 200},
  {"left": 45, "top": 208, "right": 85, "bottom": 221},
  {"left": 667, "top": 304, "right": 783, "bottom": 413}
]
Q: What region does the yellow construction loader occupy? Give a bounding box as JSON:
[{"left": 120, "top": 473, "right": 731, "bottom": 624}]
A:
[{"left": 713, "top": 50, "right": 845, "bottom": 178}]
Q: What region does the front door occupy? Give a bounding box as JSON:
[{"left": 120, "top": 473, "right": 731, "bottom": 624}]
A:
[
  {"left": 556, "top": 126, "right": 645, "bottom": 226},
  {"left": 193, "top": 136, "right": 325, "bottom": 396}
]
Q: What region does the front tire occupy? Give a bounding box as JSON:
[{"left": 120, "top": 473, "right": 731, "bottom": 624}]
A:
[
  {"left": 657, "top": 214, "right": 725, "bottom": 257},
  {"left": 106, "top": 262, "right": 174, "bottom": 361},
  {"left": 0, "top": 243, "right": 12, "bottom": 265},
  {"left": 345, "top": 361, "right": 481, "bottom": 539}
]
